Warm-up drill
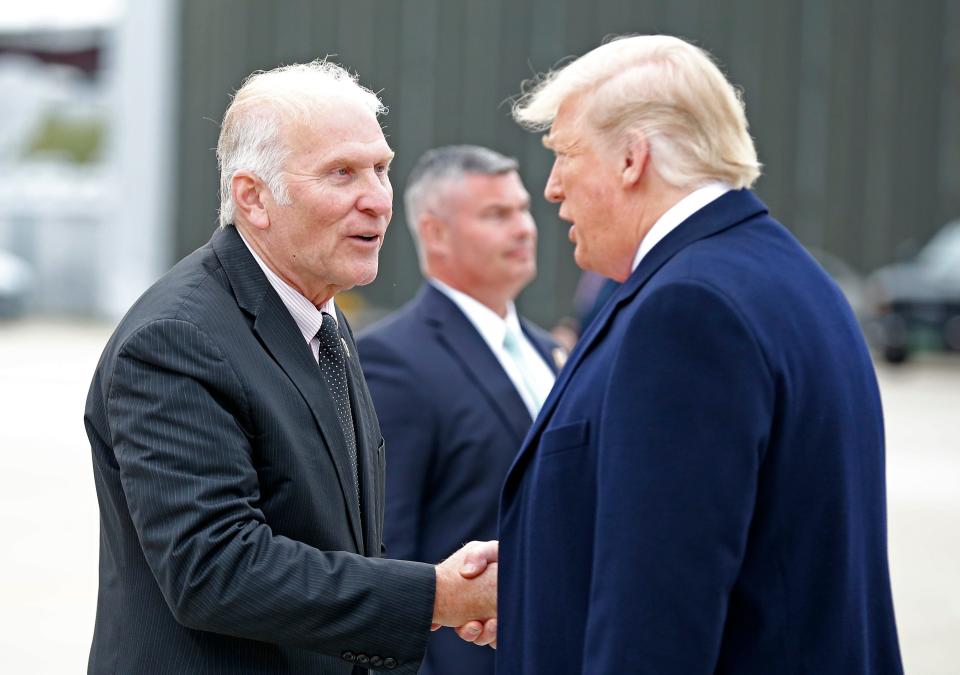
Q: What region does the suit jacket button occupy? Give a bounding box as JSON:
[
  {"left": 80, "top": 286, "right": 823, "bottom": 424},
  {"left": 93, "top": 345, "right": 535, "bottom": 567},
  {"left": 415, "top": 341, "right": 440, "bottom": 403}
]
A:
[
  {"left": 371, "top": 656, "right": 383, "bottom": 667},
  {"left": 383, "top": 657, "right": 397, "bottom": 669},
  {"left": 356, "top": 653, "right": 370, "bottom": 665},
  {"left": 341, "top": 651, "right": 356, "bottom": 662}
]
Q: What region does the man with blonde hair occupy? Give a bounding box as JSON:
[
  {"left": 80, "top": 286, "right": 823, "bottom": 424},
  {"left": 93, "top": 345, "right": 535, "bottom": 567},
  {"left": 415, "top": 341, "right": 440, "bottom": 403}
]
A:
[
  {"left": 479, "top": 35, "right": 902, "bottom": 673},
  {"left": 85, "top": 60, "right": 496, "bottom": 674}
]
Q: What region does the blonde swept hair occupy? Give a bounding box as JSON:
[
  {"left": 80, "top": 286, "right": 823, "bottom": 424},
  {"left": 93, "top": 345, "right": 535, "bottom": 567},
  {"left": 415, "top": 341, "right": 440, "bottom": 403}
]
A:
[
  {"left": 216, "top": 59, "right": 386, "bottom": 228},
  {"left": 513, "top": 35, "right": 761, "bottom": 189}
]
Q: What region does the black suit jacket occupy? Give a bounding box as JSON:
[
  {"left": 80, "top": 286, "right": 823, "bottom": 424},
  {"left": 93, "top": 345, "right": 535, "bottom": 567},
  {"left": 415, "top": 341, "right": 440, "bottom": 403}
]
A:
[
  {"left": 357, "top": 283, "right": 560, "bottom": 675},
  {"left": 84, "top": 225, "right": 436, "bottom": 674}
]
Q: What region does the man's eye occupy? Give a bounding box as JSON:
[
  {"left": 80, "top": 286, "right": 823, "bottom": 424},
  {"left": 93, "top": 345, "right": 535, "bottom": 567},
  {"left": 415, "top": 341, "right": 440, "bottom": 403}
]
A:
[
  {"left": 335, "top": 167, "right": 351, "bottom": 177},
  {"left": 375, "top": 163, "right": 389, "bottom": 175}
]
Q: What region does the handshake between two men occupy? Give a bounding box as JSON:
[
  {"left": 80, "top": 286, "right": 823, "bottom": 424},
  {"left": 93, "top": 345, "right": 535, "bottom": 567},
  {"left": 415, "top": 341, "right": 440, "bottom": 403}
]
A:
[
  {"left": 432, "top": 540, "right": 500, "bottom": 649},
  {"left": 84, "top": 36, "right": 904, "bottom": 674}
]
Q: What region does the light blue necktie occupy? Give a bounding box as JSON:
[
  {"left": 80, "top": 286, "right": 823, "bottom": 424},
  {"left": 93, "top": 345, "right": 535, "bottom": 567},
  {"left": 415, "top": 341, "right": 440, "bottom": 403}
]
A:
[{"left": 503, "top": 325, "right": 550, "bottom": 414}]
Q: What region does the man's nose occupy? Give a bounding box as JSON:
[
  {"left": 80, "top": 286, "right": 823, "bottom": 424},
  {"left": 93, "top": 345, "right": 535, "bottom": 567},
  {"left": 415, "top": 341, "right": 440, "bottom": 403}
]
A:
[
  {"left": 544, "top": 163, "right": 563, "bottom": 203},
  {"left": 514, "top": 211, "right": 537, "bottom": 239},
  {"left": 358, "top": 174, "right": 393, "bottom": 217}
]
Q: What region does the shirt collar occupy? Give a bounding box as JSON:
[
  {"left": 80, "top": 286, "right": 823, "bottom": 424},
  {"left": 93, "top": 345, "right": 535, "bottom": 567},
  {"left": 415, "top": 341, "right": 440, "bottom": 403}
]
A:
[
  {"left": 237, "top": 228, "right": 335, "bottom": 345},
  {"left": 428, "top": 278, "right": 519, "bottom": 347},
  {"left": 631, "top": 182, "right": 732, "bottom": 272}
]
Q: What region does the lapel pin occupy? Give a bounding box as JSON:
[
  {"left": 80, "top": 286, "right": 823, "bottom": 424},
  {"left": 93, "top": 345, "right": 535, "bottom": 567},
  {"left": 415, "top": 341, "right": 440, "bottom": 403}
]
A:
[{"left": 552, "top": 347, "right": 568, "bottom": 369}]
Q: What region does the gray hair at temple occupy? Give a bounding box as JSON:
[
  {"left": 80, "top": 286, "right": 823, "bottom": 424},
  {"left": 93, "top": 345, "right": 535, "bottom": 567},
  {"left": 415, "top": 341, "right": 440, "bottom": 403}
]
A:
[
  {"left": 216, "top": 59, "right": 386, "bottom": 228},
  {"left": 403, "top": 145, "right": 519, "bottom": 257},
  {"left": 512, "top": 35, "right": 761, "bottom": 189}
]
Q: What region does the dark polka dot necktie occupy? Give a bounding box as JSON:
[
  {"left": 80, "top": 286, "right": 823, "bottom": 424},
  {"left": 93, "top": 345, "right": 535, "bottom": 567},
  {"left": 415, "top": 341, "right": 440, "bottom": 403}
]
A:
[{"left": 316, "top": 312, "right": 360, "bottom": 508}]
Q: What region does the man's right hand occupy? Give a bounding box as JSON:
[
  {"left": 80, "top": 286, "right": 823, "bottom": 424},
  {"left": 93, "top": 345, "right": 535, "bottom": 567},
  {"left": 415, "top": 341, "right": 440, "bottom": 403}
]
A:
[
  {"left": 457, "top": 540, "right": 498, "bottom": 578},
  {"left": 433, "top": 540, "right": 498, "bottom": 646},
  {"left": 432, "top": 541, "right": 499, "bottom": 648}
]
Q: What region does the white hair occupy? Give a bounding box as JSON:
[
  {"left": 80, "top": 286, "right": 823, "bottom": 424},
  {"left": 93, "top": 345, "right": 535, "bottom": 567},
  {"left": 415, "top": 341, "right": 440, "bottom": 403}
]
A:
[
  {"left": 216, "top": 59, "right": 386, "bottom": 227},
  {"left": 513, "top": 35, "right": 761, "bottom": 189}
]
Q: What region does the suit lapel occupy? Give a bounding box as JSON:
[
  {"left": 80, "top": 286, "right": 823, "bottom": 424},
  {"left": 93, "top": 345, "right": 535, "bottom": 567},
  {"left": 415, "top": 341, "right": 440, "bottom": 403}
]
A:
[
  {"left": 502, "top": 190, "right": 769, "bottom": 498},
  {"left": 212, "top": 226, "right": 364, "bottom": 553},
  {"left": 337, "top": 309, "right": 380, "bottom": 557},
  {"left": 520, "top": 319, "right": 562, "bottom": 375},
  {"left": 418, "top": 285, "right": 534, "bottom": 444}
]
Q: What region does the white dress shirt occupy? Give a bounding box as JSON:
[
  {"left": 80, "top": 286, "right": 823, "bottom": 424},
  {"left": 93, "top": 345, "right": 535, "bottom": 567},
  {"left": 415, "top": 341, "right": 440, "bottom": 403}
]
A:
[
  {"left": 429, "top": 278, "right": 556, "bottom": 419},
  {"left": 237, "top": 229, "right": 336, "bottom": 362},
  {"left": 631, "top": 182, "right": 732, "bottom": 272}
]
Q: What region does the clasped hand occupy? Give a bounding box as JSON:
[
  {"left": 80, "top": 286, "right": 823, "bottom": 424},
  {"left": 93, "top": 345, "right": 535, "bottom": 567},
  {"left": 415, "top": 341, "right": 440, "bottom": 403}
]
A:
[{"left": 432, "top": 540, "right": 499, "bottom": 648}]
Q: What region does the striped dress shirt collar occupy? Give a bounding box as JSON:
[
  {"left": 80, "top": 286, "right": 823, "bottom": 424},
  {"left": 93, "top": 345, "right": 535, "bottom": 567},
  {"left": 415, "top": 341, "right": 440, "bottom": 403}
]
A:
[{"left": 236, "top": 229, "right": 336, "bottom": 348}]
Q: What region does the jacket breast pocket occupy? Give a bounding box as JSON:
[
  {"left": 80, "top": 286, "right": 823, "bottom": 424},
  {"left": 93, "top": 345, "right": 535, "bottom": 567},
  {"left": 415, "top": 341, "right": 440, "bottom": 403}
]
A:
[
  {"left": 539, "top": 419, "right": 590, "bottom": 457},
  {"left": 374, "top": 438, "right": 385, "bottom": 494},
  {"left": 375, "top": 438, "right": 386, "bottom": 547}
]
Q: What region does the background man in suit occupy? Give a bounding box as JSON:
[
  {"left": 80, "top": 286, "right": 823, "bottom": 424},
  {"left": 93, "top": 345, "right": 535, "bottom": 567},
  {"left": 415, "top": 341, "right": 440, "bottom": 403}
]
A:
[
  {"left": 485, "top": 35, "right": 903, "bottom": 673},
  {"left": 358, "top": 145, "right": 561, "bottom": 675},
  {"left": 84, "top": 60, "right": 496, "bottom": 675}
]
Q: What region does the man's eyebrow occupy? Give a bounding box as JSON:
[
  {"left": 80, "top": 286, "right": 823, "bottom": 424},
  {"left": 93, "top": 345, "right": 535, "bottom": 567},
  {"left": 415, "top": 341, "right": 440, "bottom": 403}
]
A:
[
  {"left": 479, "top": 195, "right": 531, "bottom": 212},
  {"left": 319, "top": 150, "right": 395, "bottom": 167}
]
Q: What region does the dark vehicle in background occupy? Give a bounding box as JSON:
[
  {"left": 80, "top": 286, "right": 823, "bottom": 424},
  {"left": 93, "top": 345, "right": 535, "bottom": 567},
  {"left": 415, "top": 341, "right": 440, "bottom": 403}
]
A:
[{"left": 864, "top": 219, "right": 960, "bottom": 363}]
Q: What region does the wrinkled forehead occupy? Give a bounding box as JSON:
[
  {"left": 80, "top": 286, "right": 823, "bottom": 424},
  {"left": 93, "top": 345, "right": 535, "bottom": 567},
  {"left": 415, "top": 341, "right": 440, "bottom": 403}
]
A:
[
  {"left": 281, "top": 95, "right": 381, "bottom": 136},
  {"left": 281, "top": 101, "right": 393, "bottom": 162}
]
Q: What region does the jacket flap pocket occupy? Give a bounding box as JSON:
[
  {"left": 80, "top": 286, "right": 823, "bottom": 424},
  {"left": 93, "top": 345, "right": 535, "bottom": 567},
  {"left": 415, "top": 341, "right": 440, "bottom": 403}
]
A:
[{"left": 540, "top": 419, "right": 589, "bottom": 455}]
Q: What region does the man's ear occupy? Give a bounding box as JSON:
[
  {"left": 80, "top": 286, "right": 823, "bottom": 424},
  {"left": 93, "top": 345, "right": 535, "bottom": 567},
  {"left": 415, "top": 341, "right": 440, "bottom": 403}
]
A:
[
  {"left": 621, "top": 129, "right": 650, "bottom": 189},
  {"left": 418, "top": 212, "right": 450, "bottom": 257},
  {"left": 231, "top": 171, "right": 271, "bottom": 230}
]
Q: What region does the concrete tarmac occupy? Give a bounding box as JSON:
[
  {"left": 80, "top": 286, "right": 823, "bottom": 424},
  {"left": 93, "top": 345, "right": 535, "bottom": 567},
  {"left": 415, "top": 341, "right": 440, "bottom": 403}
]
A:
[{"left": 1, "top": 319, "right": 957, "bottom": 673}]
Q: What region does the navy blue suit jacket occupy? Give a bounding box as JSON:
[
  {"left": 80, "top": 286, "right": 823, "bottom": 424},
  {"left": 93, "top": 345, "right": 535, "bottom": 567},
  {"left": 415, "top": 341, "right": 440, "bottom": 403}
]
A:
[
  {"left": 497, "top": 191, "right": 903, "bottom": 674},
  {"left": 358, "top": 284, "right": 559, "bottom": 675}
]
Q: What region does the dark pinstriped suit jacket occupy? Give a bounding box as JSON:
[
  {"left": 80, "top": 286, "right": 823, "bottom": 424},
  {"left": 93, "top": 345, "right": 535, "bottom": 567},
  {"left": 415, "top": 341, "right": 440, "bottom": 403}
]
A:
[{"left": 84, "top": 225, "right": 435, "bottom": 674}]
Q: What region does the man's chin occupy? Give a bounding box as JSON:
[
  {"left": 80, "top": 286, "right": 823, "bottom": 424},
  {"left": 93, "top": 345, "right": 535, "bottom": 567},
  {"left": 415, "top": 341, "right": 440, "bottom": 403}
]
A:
[
  {"left": 350, "top": 265, "right": 380, "bottom": 288},
  {"left": 573, "top": 247, "right": 590, "bottom": 272}
]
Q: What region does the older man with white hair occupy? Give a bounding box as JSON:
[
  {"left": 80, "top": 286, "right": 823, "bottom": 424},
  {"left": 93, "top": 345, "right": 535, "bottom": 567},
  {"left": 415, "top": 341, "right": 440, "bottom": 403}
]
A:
[
  {"left": 477, "top": 35, "right": 903, "bottom": 674},
  {"left": 84, "top": 60, "right": 496, "bottom": 675}
]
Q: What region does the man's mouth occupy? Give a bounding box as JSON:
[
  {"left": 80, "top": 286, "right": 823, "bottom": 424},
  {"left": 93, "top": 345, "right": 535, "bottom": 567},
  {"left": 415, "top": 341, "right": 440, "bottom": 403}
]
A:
[
  {"left": 349, "top": 233, "right": 380, "bottom": 243},
  {"left": 505, "top": 245, "right": 534, "bottom": 260}
]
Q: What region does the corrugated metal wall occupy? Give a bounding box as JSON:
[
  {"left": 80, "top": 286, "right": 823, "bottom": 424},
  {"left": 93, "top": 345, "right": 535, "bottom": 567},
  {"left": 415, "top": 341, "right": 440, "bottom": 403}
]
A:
[{"left": 173, "top": 0, "right": 960, "bottom": 327}]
